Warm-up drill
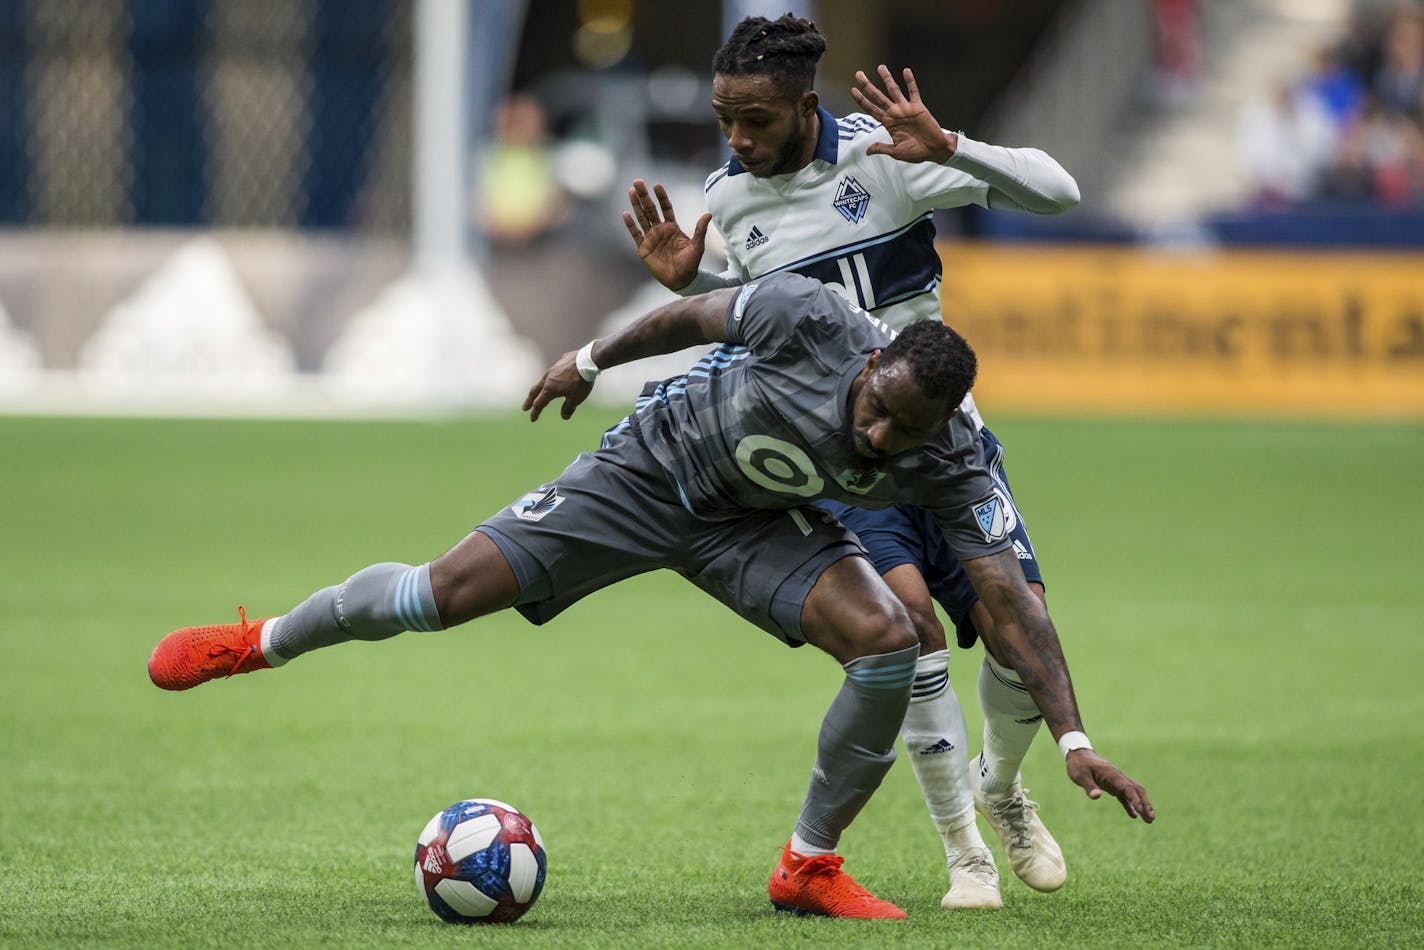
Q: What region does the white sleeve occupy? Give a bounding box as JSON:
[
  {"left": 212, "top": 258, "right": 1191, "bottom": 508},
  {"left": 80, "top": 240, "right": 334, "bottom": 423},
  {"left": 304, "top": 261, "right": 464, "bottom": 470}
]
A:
[
  {"left": 945, "top": 134, "right": 1081, "bottom": 214},
  {"left": 675, "top": 269, "right": 744, "bottom": 297}
]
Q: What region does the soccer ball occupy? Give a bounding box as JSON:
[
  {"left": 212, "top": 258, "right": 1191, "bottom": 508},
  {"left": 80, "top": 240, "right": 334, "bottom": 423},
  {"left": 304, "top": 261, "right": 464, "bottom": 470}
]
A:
[{"left": 413, "top": 798, "right": 547, "bottom": 924}]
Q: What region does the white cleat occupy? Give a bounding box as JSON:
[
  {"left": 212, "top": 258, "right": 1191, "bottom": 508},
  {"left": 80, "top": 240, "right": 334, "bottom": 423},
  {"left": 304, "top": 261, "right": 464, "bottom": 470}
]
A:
[
  {"left": 972, "top": 769, "right": 1067, "bottom": 893},
  {"left": 941, "top": 846, "right": 1003, "bottom": 910}
]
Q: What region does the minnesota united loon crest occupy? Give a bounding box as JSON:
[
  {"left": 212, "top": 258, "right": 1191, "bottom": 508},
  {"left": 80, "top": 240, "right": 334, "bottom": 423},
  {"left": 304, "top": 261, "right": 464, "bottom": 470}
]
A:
[{"left": 512, "top": 485, "right": 565, "bottom": 521}]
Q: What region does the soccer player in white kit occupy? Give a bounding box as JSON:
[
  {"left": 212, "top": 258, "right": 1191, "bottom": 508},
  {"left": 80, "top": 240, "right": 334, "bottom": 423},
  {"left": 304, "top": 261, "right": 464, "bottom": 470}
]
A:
[{"left": 622, "top": 14, "right": 1085, "bottom": 910}]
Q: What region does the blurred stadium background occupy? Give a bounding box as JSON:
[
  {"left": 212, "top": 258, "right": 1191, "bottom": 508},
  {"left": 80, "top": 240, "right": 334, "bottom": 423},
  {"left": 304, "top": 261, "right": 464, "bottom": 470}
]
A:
[{"left": 0, "top": 0, "right": 1420, "bottom": 419}]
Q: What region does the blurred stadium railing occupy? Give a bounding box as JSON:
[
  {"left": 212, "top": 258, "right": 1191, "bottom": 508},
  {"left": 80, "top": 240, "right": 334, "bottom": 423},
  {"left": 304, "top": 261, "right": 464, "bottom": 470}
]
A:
[{"left": 0, "top": 0, "right": 540, "bottom": 415}]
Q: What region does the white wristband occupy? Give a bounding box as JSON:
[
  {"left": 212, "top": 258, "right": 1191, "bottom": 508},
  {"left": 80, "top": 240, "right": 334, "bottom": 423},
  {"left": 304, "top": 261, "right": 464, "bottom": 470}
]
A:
[
  {"left": 575, "top": 340, "right": 601, "bottom": 382},
  {"left": 1057, "top": 731, "right": 1093, "bottom": 758}
]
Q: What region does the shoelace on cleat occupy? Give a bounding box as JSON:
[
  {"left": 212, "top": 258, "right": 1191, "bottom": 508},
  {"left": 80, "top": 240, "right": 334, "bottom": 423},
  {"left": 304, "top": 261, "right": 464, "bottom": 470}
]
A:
[
  {"left": 204, "top": 605, "right": 260, "bottom": 677},
  {"left": 956, "top": 852, "right": 997, "bottom": 886},
  {"left": 989, "top": 789, "right": 1041, "bottom": 850}
]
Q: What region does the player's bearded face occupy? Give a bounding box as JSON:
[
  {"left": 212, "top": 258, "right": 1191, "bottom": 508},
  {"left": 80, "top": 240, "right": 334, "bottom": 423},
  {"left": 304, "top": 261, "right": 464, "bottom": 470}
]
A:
[
  {"left": 712, "top": 75, "right": 814, "bottom": 178},
  {"left": 766, "top": 108, "right": 809, "bottom": 176}
]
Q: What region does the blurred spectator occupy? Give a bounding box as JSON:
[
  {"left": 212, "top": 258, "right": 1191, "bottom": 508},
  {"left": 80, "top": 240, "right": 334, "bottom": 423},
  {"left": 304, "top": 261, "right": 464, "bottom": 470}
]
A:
[
  {"left": 1236, "top": 1, "right": 1424, "bottom": 209},
  {"left": 1371, "top": 4, "right": 1424, "bottom": 117},
  {"left": 1153, "top": 0, "right": 1202, "bottom": 106},
  {"left": 1237, "top": 77, "right": 1336, "bottom": 207},
  {"left": 1302, "top": 43, "right": 1367, "bottom": 128},
  {"left": 1319, "top": 111, "right": 1378, "bottom": 200},
  {"left": 477, "top": 93, "right": 571, "bottom": 245},
  {"left": 1363, "top": 107, "right": 1424, "bottom": 204}
]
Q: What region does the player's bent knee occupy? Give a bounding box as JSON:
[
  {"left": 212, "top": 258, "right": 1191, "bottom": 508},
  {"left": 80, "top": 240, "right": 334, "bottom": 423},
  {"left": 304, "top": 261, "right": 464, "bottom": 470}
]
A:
[
  {"left": 905, "top": 604, "right": 947, "bottom": 652},
  {"left": 802, "top": 555, "right": 917, "bottom": 661},
  {"left": 429, "top": 531, "right": 522, "bottom": 625},
  {"left": 850, "top": 603, "right": 918, "bottom": 658}
]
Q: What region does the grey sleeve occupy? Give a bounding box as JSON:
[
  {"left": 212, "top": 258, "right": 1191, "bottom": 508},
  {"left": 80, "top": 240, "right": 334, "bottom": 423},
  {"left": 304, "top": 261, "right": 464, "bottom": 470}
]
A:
[
  {"left": 721, "top": 273, "right": 824, "bottom": 350},
  {"left": 914, "top": 439, "right": 1017, "bottom": 561}
]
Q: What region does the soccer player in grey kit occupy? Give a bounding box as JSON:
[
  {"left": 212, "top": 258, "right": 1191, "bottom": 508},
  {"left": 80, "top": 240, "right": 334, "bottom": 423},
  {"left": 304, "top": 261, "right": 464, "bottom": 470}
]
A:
[{"left": 149, "top": 274, "right": 1153, "bottom": 920}]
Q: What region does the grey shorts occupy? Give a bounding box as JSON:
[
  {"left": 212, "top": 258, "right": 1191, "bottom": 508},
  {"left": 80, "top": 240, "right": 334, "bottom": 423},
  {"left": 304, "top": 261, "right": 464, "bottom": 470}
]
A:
[{"left": 476, "top": 430, "right": 865, "bottom": 646}]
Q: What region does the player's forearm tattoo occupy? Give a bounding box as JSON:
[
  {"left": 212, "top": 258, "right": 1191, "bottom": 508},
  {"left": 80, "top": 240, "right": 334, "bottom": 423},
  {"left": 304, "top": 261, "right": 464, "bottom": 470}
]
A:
[
  {"left": 599, "top": 291, "right": 732, "bottom": 368},
  {"left": 972, "top": 552, "right": 1084, "bottom": 737}
]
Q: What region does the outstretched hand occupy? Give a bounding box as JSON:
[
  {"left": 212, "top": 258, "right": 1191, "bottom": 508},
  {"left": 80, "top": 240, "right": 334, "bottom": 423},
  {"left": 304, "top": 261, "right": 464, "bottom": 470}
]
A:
[
  {"left": 622, "top": 179, "right": 712, "bottom": 292},
  {"left": 523, "top": 351, "right": 592, "bottom": 422},
  {"left": 1065, "top": 749, "right": 1156, "bottom": 823},
  {"left": 850, "top": 65, "right": 958, "bottom": 164}
]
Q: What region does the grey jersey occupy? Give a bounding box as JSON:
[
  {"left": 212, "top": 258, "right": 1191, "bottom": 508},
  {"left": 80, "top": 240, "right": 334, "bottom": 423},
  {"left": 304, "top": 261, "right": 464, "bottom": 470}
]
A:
[{"left": 607, "top": 272, "right": 1013, "bottom": 563}]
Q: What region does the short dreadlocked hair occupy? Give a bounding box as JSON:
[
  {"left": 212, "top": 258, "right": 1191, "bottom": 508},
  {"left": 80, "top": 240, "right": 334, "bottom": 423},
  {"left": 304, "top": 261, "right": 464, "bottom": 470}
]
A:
[
  {"left": 878, "top": 321, "right": 978, "bottom": 412},
  {"left": 712, "top": 14, "right": 826, "bottom": 95}
]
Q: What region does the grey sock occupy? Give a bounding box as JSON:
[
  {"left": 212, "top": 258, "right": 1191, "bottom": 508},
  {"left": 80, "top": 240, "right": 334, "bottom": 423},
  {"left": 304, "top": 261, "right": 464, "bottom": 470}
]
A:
[
  {"left": 794, "top": 644, "right": 919, "bottom": 851},
  {"left": 266, "top": 562, "right": 442, "bottom": 661}
]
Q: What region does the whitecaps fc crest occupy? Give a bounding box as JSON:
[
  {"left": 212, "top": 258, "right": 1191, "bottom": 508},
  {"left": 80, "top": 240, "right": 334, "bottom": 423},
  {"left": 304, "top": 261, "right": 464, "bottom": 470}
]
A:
[
  {"left": 833, "top": 176, "right": 870, "bottom": 223},
  {"left": 970, "top": 489, "right": 1017, "bottom": 542}
]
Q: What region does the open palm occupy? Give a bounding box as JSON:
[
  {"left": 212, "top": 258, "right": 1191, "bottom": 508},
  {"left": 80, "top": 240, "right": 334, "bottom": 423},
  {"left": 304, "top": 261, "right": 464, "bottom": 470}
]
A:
[
  {"left": 622, "top": 179, "right": 712, "bottom": 291},
  {"left": 850, "top": 65, "right": 955, "bottom": 165}
]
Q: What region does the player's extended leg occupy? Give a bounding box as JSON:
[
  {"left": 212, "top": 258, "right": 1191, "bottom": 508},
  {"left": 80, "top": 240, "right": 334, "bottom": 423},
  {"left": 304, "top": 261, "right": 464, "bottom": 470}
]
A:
[
  {"left": 767, "top": 554, "right": 917, "bottom": 920},
  {"left": 882, "top": 564, "right": 1001, "bottom": 910},
  {"left": 970, "top": 580, "right": 1067, "bottom": 892},
  {"left": 148, "top": 531, "right": 521, "bottom": 690}
]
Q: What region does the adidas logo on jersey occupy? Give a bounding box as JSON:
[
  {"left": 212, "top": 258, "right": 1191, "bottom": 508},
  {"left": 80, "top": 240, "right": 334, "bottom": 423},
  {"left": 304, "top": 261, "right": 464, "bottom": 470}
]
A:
[
  {"left": 745, "top": 225, "right": 768, "bottom": 249},
  {"left": 1013, "top": 540, "right": 1033, "bottom": 560}
]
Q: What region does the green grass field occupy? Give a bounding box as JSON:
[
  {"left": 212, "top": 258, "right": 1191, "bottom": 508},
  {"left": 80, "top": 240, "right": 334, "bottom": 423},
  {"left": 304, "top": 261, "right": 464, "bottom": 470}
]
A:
[{"left": 1, "top": 412, "right": 1421, "bottom": 948}]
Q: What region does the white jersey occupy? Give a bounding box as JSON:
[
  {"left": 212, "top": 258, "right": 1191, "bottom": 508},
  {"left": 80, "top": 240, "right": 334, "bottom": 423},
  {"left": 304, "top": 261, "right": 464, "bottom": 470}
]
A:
[{"left": 690, "top": 107, "right": 1080, "bottom": 429}]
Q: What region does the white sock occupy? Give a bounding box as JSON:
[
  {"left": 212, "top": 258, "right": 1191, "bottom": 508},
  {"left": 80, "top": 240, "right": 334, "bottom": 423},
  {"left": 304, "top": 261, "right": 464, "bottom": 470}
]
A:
[
  {"left": 257, "top": 618, "right": 289, "bottom": 667},
  {"left": 977, "top": 653, "right": 1042, "bottom": 796},
  {"left": 901, "top": 650, "right": 984, "bottom": 857},
  {"left": 789, "top": 832, "right": 834, "bottom": 856}
]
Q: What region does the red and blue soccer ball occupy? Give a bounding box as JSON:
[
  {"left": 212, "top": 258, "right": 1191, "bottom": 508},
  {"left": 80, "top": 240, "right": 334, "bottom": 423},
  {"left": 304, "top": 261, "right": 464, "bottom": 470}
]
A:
[{"left": 414, "top": 798, "right": 546, "bottom": 924}]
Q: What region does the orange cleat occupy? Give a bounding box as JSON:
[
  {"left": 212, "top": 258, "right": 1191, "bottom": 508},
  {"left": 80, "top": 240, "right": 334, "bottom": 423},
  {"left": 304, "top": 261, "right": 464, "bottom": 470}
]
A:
[
  {"left": 148, "top": 606, "right": 273, "bottom": 691},
  {"left": 768, "top": 842, "right": 906, "bottom": 920}
]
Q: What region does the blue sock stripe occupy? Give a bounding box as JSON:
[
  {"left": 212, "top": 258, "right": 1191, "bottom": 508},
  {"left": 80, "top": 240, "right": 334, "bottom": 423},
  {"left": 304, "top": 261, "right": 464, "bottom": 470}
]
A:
[
  {"left": 911, "top": 669, "right": 948, "bottom": 698},
  {"left": 395, "top": 567, "right": 433, "bottom": 632},
  {"left": 409, "top": 568, "right": 435, "bottom": 632},
  {"left": 393, "top": 570, "right": 417, "bottom": 631},
  {"left": 408, "top": 570, "right": 434, "bottom": 632},
  {"left": 847, "top": 659, "right": 918, "bottom": 689}
]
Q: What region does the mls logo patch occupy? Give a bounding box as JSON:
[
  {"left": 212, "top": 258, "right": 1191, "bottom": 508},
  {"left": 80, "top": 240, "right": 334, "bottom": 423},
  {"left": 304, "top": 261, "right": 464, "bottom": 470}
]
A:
[
  {"left": 832, "top": 176, "right": 871, "bottom": 223},
  {"left": 512, "top": 485, "right": 564, "bottom": 521},
  {"left": 733, "top": 282, "right": 760, "bottom": 321},
  {"left": 970, "top": 488, "right": 1018, "bottom": 541},
  {"left": 972, "top": 495, "right": 1007, "bottom": 542}
]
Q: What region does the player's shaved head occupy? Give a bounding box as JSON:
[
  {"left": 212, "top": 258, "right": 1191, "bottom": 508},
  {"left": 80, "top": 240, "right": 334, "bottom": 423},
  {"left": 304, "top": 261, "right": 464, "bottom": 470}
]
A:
[
  {"left": 879, "top": 321, "right": 978, "bottom": 414},
  {"left": 713, "top": 14, "right": 826, "bottom": 98}
]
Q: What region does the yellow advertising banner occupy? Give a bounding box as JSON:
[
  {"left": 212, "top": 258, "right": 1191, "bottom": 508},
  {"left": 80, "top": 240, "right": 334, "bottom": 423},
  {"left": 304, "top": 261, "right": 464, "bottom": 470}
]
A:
[{"left": 938, "top": 244, "right": 1424, "bottom": 418}]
